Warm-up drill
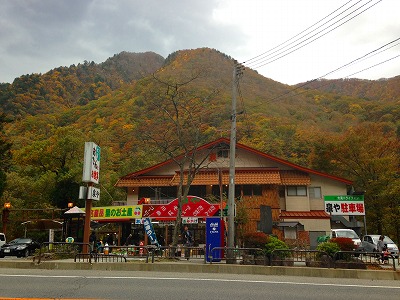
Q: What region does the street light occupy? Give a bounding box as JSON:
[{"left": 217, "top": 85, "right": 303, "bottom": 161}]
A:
[{"left": 2, "top": 202, "right": 11, "bottom": 236}]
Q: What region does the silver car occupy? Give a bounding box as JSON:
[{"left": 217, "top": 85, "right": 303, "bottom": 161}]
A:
[{"left": 361, "top": 235, "right": 399, "bottom": 258}]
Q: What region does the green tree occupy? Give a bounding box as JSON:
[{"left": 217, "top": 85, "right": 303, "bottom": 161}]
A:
[
  {"left": 0, "top": 113, "right": 12, "bottom": 199},
  {"left": 12, "top": 126, "right": 85, "bottom": 208},
  {"left": 134, "top": 71, "right": 220, "bottom": 247},
  {"left": 309, "top": 123, "right": 400, "bottom": 240}
]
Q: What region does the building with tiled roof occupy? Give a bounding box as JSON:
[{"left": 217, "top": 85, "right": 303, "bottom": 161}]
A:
[{"left": 115, "top": 138, "right": 353, "bottom": 248}]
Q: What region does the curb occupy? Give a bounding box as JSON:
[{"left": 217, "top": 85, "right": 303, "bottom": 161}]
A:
[{"left": 0, "top": 260, "right": 399, "bottom": 281}]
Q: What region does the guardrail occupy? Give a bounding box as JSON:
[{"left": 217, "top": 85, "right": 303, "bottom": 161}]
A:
[
  {"left": 75, "top": 252, "right": 127, "bottom": 263},
  {"left": 151, "top": 245, "right": 206, "bottom": 261},
  {"left": 333, "top": 251, "right": 396, "bottom": 271},
  {"left": 270, "top": 249, "right": 332, "bottom": 267},
  {"left": 91, "top": 245, "right": 157, "bottom": 263},
  {"left": 208, "top": 247, "right": 264, "bottom": 264},
  {"left": 35, "top": 242, "right": 91, "bottom": 264}
]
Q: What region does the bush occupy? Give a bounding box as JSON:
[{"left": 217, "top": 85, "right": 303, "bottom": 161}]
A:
[
  {"left": 330, "top": 237, "right": 355, "bottom": 251},
  {"left": 242, "top": 232, "right": 268, "bottom": 249},
  {"left": 264, "top": 236, "right": 290, "bottom": 258},
  {"left": 316, "top": 241, "right": 340, "bottom": 258}
]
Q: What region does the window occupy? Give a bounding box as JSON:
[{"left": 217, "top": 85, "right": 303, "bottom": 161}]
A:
[
  {"left": 309, "top": 187, "right": 322, "bottom": 199},
  {"left": 243, "top": 185, "right": 252, "bottom": 196},
  {"left": 278, "top": 187, "right": 285, "bottom": 198},
  {"left": 241, "top": 185, "right": 263, "bottom": 196},
  {"left": 138, "top": 186, "right": 177, "bottom": 199},
  {"left": 217, "top": 149, "right": 229, "bottom": 158},
  {"left": 287, "top": 186, "right": 307, "bottom": 196},
  {"left": 253, "top": 185, "right": 262, "bottom": 196}
]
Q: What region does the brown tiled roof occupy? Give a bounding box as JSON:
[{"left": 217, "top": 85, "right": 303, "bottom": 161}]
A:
[
  {"left": 116, "top": 138, "right": 352, "bottom": 185},
  {"left": 280, "top": 210, "right": 330, "bottom": 219},
  {"left": 115, "top": 169, "right": 310, "bottom": 187},
  {"left": 172, "top": 169, "right": 282, "bottom": 185},
  {"left": 116, "top": 176, "right": 173, "bottom": 187},
  {"left": 280, "top": 170, "right": 311, "bottom": 185}
]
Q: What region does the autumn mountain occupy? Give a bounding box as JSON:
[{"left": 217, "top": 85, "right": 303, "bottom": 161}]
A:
[{"left": 0, "top": 48, "right": 399, "bottom": 240}]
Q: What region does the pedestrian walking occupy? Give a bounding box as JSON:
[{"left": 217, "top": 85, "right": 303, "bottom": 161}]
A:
[{"left": 182, "top": 226, "right": 193, "bottom": 260}]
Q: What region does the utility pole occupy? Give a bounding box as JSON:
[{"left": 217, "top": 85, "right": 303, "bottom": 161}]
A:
[{"left": 227, "top": 61, "right": 243, "bottom": 262}]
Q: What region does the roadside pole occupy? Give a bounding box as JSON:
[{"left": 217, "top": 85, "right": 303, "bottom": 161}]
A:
[
  {"left": 82, "top": 142, "right": 101, "bottom": 254},
  {"left": 227, "top": 62, "right": 243, "bottom": 263}
]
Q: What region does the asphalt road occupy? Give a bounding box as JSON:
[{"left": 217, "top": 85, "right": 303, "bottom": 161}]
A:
[{"left": 0, "top": 268, "right": 399, "bottom": 300}]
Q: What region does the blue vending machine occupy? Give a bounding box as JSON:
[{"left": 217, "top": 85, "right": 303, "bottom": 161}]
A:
[{"left": 205, "top": 217, "right": 225, "bottom": 262}]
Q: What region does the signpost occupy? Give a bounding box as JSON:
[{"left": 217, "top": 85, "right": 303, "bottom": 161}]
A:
[{"left": 82, "top": 142, "right": 101, "bottom": 254}]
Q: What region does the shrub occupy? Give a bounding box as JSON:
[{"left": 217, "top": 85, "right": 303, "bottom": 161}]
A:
[
  {"left": 242, "top": 232, "right": 268, "bottom": 249},
  {"left": 264, "top": 236, "right": 290, "bottom": 258},
  {"left": 330, "top": 237, "right": 355, "bottom": 251},
  {"left": 316, "top": 241, "right": 340, "bottom": 258}
]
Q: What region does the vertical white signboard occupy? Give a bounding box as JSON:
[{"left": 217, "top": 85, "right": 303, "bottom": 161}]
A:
[{"left": 82, "top": 142, "right": 101, "bottom": 184}]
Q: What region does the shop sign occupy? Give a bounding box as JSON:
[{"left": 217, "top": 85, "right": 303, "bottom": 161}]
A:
[
  {"left": 324, "top": 195, "right": 365, "bottom": 216},
  {"left": 88, "top": 186, "right": 100, "bottom": 201},
  {"left": 206, "top": 217, "right": 225, "bottom": 262},
  {"left": 82, "top": 142, "right": 101, "bottom": 184},
  {"left": 90, "top": 205, "right": 143, "bottom": 220},
  {"left": 182, "top": 217, "right": 198, "bottom": 224}
]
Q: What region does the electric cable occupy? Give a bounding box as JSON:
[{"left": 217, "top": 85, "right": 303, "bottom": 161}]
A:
[
  {"left": 264, "top": 51, "right": 400, "bottom": 105},
  {"left": 245, "top": 0, "right": 359, "bottom": 66},
  {"left": 248, "top": 0, "right": 382, "bottom": 70}
]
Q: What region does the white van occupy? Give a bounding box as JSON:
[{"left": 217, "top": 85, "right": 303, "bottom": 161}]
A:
[
  {"left": 0, "top": 233, "right": 5, "bottom": 247},
  {"left": 331, "top": 229, "right": 361, "bottom": 248}
]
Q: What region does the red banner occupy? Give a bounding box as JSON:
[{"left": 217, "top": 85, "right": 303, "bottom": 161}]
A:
[{"left": 143, "top": 196, "right": 219, "bottom": 219}]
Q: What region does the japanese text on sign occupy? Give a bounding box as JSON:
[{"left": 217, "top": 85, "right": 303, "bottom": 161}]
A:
[
  {"left": 90, "top": 205, "right": 142, "bottom": 220},
  {"left": 324, "top": 195, "right": 365, "bottom": 216},
  {"left": 143, "top": 218, "right": 159, "bottom": 245},
  {"left": 88, "top": 186, "right": 100, "bottom": 201},
  {"left": 82, "top": 142, "right": 101, "bottom": 184}
]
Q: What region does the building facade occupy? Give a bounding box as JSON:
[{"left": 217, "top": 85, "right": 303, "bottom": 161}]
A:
[{"left": 115, "top": 138, "right": 353, "bottom": 248}]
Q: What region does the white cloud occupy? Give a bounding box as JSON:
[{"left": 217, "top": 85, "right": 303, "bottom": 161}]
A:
[{"left": 0, "top": 0, "right": 399, "bottom": 85}]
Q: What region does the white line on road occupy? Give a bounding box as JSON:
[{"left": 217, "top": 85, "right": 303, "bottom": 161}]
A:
[{"left": 1, "top": 274, "right": 399, "bottom": 289}]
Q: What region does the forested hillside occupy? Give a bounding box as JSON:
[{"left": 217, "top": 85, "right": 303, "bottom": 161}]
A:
[
  {"left": 0, "top": 51, "right": 164, "bottom": 118},
  {"left": 0, "top": 48, "right": 399, "bottom": 241}
]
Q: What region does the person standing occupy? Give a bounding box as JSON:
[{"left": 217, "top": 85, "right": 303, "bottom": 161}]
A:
[
  {"left": 377, "top": 235, "right": 385, "bottom": 263},
  {"left": 89, "top": 231, "right": 97, "bottom": 253},
  {"left": 124, "top": 234, "right": 133, "bottom": 246},
  {"left": 182, "top": 226, "right": 193, "bottom": 260},
  {"left": 106, "top": 234, "right": 115, "bottom": 253}
]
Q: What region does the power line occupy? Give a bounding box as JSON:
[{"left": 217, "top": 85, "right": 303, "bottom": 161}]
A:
[
  {"left": 249, "top": 38, "right": 400, "bottom": 106},
  {"left": 267, "top": 53, "right": 400, "bottom": 105},
  {"left": 244, "top": 0, "right": 358, "bottom": 66},
  {"left": 247, "top": 0, "right": 382, "bottom": 70}
]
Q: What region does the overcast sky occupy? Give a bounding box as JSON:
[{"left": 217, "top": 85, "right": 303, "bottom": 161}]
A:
[{"left": 1, "top": 0, "right": 399, "bottom": 85}]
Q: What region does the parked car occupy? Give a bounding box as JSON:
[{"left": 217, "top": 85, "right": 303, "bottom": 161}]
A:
[
  {"left": 330, "top": 229, "right": 362, "bottom": 248},
  {"left": 360, "top": 235, "right": 399, "bottom": 258},
  {"left": 0, "top": 238, "right": 40, "bottom": 258},
  {"left": 0, "top": 233, "right": 5, "bottom": 248}
]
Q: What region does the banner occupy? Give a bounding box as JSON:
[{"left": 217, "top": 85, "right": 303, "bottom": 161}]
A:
[
  {"left": 143, "top": 218, "right": 159, "bottom": 246},
  {"left": 144, "top": 196, "right": 219, "bottom": 219}
]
